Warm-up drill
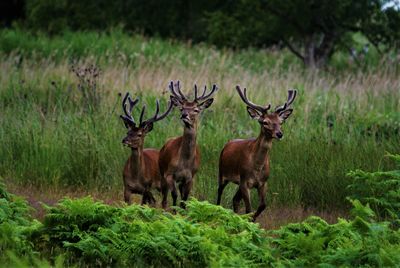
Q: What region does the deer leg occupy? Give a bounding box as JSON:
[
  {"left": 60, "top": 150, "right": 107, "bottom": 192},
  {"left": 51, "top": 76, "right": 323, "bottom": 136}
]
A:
[
  {"left": 141, "top": 192, "right": 147, "bottom": 205},
  {"left": 141, "top": 191, "right": 155, "bottom": 206},
  {"left": 180, "top": 179, "right": 193, "bottom": 209},
  {"left": 124, "top": 188, "right": 132, "bottom": 205},
  {"left": 252, "top": 184, "right": 267, "bottom": 221},
  {"left": 178, "top": 182, "right": 184, "bottom": 199},
  {"left": 148, "top": 191, "right": 156, "bottom": 206},
  {"left": 240, "top": 182, "right": 252, "bottom": 214},
  {"left": 161, "top": 175, "right": 174, "bottom": 209},
  {"left": 217, "top": 180, "right": 229, "bottom": 205},
  {"left": 232, "top": 188, "right": 242, "bottom": 213}
]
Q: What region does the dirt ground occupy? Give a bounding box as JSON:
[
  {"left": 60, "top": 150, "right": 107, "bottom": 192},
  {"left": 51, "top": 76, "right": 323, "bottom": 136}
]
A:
[{"left": 5, "top": 181, "right": 347, "bottom": 230}]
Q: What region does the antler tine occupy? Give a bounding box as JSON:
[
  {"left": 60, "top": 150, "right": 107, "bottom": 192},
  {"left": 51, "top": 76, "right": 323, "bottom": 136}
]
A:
[
  {"left": 275, "top": 89, "right": 297, "bottom": 113},
  {"left": 121, "top": 92, "right": 138, "bottom": 126},
  {"left": 169, "top": 80, "right": 186, "bottom": 100},
  {"left": 196, "top": 84, "right": 218, "bottom": 102},
  {"left": 175, "top": 81, "right": 187, "bottom": 100},
  {"left": 236, "top": 85, "right": 270, "bottom": 113},
  {"left": 139, "top": 105, "right": 146, "bottom": 125},
  {"left": 286, "top": 89, "right": 297, "bottom": 106},
  {"left": 127, "top": 95, "right": 139, "bottom": 114},
  {"left": 169, "top": 81, "right": 180, "bottom": 98},
  {"left": 144, "top": 99, "right": 174, "bottom": 125},
  {"left": 194, "top": 84, "right": 198, "bottom": 101}
]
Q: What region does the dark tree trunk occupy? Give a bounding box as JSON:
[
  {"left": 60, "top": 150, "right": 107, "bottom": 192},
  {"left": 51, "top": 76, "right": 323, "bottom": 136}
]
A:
[{"left": 302, "top": 33, "right": 336, "bottom": 68}]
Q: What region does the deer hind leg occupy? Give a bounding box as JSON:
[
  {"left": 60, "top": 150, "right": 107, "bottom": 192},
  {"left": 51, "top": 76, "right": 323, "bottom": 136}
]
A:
[
  {"left": 178, "top": 182, "right": 184, "bottom": 199},
  {"left": 142, "top": 191, "right": 156, "bottom": 206},
  {"left": 148, "top": 191, "right": 156, "bottom": 205},
  {"left": 217, "top": 179, "right": 229, "bottom": 205},
  {"left": 180, "top": 179, "right": 193, "bottom": 209},
  {"left": 252, "top": 183, "right": 267, "bottom": 221},
  {"left": 232, "top": 188, "right": 242, "bottom": 213}
]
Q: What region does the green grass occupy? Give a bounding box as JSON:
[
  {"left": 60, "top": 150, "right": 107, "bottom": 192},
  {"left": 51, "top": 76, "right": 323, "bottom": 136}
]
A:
[{"left": 0, "top": 29, "right": 399, "bottom": 211}]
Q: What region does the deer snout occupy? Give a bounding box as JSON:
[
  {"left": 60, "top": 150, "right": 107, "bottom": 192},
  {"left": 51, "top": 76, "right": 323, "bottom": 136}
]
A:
[
  {"left": 181, "top": 111, "right": 189, "bottom": 120},
  {"left": 122, "top": 137, "right": 130, "bottom": 145},
  {"left": 276, "top": 131, "right": 283, "bottom": 139}
]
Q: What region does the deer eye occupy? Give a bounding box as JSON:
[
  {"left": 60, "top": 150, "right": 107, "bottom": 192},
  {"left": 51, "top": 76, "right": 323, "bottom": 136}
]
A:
[{"left": 194, "top": 108, "right": 200, "bottom": 113}]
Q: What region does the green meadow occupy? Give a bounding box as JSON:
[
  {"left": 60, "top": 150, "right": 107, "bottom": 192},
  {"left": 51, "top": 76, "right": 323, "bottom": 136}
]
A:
[{"left": 0, "top": 29, "right": 399, "bottom": 212}]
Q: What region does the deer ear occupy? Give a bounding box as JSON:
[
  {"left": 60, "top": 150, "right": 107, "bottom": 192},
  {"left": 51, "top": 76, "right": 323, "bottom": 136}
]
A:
[
  {"left": 279, "top": 109, "right": 293, "bottom": 121},
  {"left": 247, "top": 107, "right": 262, "bottom": 120},
  {"left": 143, "top": 122, "right": 153, "bottom": 133},
  {"left": 170, "top": 95, "right": 182, "bottom": 107},
  {"left": 198, "top": 98, "right": 214, "bottom": 110}
]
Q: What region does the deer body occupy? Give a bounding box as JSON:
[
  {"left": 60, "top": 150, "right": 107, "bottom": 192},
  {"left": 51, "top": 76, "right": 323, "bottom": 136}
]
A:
[
  {"left": 217, "top": 87, "right": 296, "bottom": 221},
  {"left": 160, "top": 81, "right": 217, "bottom": 209},
  {"left": 123, "top": 148, "right": 161, "bottom": 204},
  {"left": 120, "top": 92, "right": 173, "bottom": 205}
]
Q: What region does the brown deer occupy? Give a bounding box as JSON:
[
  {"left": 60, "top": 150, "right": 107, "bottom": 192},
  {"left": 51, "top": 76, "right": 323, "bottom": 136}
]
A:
[
  {"left": 159, "top": 81, "right": 218, "bottom": 209},
  {"left": 217, "top": 86, "right": 297, "bottom": 221},
  {"left": 120, "top": 92, "right": 173, "bottom": 205}
]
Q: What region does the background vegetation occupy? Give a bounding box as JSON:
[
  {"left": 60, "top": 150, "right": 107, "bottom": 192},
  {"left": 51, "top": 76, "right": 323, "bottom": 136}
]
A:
[
  {"left": 2, "top": 0, "right": 400, "bottom": 68},
  {"left": 0, "top": 29, "right": 399, "bottom": 211}
]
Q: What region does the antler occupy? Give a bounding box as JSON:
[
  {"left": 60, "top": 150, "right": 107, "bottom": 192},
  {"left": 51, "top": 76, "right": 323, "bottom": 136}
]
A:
[
  {"left": 274, "top": 89, "right": 297, "bottom": 114},
  {"left": 169, "top": 80, "right": 187, "bottom": 101},
  {"left": 120, "top": 92, "right": 139, "bottom": 126},
  {"left": 141, "top": 99, "right": 174, "bottom": 126},
  {"left": 236, "top": 85, "right": 271, "bottom": 113},
  {"left": 169, "top": 80, "right": 218, "bottom": 103},
  {"left": 194, "top": 84, "right": 218, "bottom": 102}
]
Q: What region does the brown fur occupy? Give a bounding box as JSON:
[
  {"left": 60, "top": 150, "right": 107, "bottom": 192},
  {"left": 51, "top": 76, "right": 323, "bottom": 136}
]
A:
[
  {"left": 217, "top": 88, "right": 296, "bottom": 221},
  {"left": 159, "top": 127, "right": 201, "bottom": 209},
  {"left": 123, "top": 146, "right": 162, "bottom": 205}
]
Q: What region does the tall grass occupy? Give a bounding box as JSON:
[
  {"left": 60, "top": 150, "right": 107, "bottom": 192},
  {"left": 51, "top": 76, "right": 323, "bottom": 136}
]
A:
[{"left": 0, "top": 29, "right": 399, "bottom": 210}]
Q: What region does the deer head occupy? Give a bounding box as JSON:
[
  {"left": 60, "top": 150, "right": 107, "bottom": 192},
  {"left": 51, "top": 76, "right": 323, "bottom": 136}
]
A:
[
  {"left": 168, "top": 80, "right": 218, "bottom": 129},
  {"left": 120, "top": 92, "right": 173, "bottom": 149},
  {"left": 236, "top": 86, "right": 297, "bottom": 140}
]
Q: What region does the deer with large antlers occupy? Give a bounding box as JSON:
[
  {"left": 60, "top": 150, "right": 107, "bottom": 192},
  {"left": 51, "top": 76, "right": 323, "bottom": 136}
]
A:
[
  {"left": 159, "top": 81, "right": 218, "bottom": 209},
  {"left": 120, "top": 92, "right": 173, "bottom": 205},
  {"left": 217, "top": 86, "right": 297, "bottom": 221}
]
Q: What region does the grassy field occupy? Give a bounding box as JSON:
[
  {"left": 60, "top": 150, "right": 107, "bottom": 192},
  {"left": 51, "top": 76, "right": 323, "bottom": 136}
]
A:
[{"left": 0, "top": 29, "right": 399, "bottom": 222}]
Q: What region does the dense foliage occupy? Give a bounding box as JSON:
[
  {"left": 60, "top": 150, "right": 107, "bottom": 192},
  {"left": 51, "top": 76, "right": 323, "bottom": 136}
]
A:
[
  {"left": 3, "top": 0, "right": 400, "bottom": 67},
  {"left": 348, "top": 153, "right": 400, "bottom": 226},
  {"left": 1, "top": 153, "right": 400, "bottom": 267}
]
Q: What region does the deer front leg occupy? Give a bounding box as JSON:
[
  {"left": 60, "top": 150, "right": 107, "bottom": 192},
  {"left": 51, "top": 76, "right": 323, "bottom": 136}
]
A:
[
  {"left": 124, "top": 188, "right": 132, "bottom": 205},
  {"left": 240, "top": 179, "right": 252, "bottom": 214},
  {"left": 161, "top": 175, "right": 174, "bottom": 209},
  {"left": 252, "top": 183, "right": 267, "bottom": 221}
]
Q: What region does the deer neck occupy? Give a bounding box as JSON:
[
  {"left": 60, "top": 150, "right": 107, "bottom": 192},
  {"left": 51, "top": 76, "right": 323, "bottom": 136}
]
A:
[
  {"left": 130, "top": 145, "right": 144, "bottom": 176},
  {"left": 180, "top": 124, "right": 197, "bottom": 161},
  {"left": 252, "top": 131, "right": 273, "bottom": 170}
]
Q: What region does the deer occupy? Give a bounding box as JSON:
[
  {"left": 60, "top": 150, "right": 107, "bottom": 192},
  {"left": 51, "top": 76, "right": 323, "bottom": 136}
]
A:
[
  {"left": 120, "top": 92, "right": 173, "bottom": 205},
  {"left": 217, "top": 86, "right": 297, "bottom": 221},
  {"left": 159, "top": 80, "right": 218, "bottom": 209}
]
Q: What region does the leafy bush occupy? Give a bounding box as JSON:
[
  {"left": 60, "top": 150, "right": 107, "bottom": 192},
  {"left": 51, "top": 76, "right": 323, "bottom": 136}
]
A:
[
  {"left": 2, "top": 175, "right": 400, "bottom": 267},
  {"left": 0, "top": 181, "right": 37, "bottom": 264},
  {"left": 347, "top": 153, "right": 400, "bottom": 224}
]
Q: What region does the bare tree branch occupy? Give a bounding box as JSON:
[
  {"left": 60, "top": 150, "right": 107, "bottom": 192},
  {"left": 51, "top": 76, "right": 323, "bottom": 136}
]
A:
[{"left": 282, "top": 38, "right": 305, "bottom": 61}]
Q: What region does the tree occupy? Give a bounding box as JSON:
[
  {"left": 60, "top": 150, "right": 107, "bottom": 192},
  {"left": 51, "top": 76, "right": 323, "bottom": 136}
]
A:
[{"left": 206, "top": 0, "right": 400, "bottom": 68}]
